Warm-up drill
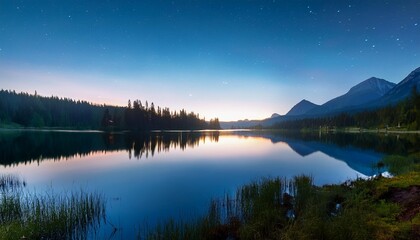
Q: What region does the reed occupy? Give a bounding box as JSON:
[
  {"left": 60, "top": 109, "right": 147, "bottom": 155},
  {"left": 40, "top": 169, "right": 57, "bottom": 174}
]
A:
[
  {"left": 0, "top": 174, "right": 26, "bottom": 193},
  {"left": 0, "top": 175, "right": 105, "bottom": 240},
  {"left": 141, "top": 163, "right": 420, "bottom": 240}
]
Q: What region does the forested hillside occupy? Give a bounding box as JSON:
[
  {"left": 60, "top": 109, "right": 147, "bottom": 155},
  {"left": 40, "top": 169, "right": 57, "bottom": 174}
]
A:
[
  {"left": 273, "top": 87, "right": 420, "bottom": 130},
  {"left": 0, "top": 90, "right": 220, "bottom": 130}
]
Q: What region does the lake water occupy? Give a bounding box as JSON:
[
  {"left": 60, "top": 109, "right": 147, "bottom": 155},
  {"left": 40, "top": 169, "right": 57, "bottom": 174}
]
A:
[{"left": 0, "top": 129, "right": 418, "bottom": 238}]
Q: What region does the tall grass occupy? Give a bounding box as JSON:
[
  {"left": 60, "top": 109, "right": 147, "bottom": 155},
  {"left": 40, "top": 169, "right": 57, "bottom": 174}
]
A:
[
  {"left": 0, "top": 175, "right": 105, "bottom": 240},
  {"left": 141, "top": 176, "right": 316, "bottom": 240},
  {"left": 141, "top": 171, "right": 419, "bottom": 240},
  {"left": 0, "top": 174, "right": 26, "bottom": 192}
]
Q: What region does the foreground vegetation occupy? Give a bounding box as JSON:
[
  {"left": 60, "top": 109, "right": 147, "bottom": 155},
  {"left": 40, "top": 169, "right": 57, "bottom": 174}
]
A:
[
  {"left": 0, "top": 175, "right": 105, "bottom": 239},
  {"left": 142, "top": 154, "right": 420, "bottom": 240}
]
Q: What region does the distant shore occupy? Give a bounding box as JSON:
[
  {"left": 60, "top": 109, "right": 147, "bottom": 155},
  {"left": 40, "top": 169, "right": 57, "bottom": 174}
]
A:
[
  {"left": 337, "top": 127, "right": 420, "bottom": 134},
  {"left": 2, "top": 125, "right": 420, "bottom": 134}
]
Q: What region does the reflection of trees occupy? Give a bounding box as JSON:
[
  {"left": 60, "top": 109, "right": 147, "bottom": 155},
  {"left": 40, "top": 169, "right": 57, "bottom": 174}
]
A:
[
  {"left": 2, "top": 129, "right": 416, "bottom": 168},
  {"left": 0, "top": 131, "right": 220, "bottom": 166},
  {"left": 128, "top": 131, "right": 219, "bottom": 159}
]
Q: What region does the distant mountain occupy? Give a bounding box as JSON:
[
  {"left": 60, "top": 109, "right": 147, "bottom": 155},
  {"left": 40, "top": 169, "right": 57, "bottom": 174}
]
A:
[
  {"left": 219, "top": 119, "right": 263, "bottom": 129},
  {"left": 221, "top": 77, "right": 395, "bottom": 128},
  {"left": 372, "top": 67, "right": 420, "bottom": 107},
  {"left": 271, "top": 113, "right": 281, "bottom": 118},
  {"left": 286, "top": 99, "right": 319, "bottom": 116},
  {"left": 305, "top": 77, "right": 395, "bottom": 116},
  {"left": 220, "top": 67, "right": 419, "bottom": 129},
  {"left": 220, "top": 113, "right": 282, "bottom": 129}
]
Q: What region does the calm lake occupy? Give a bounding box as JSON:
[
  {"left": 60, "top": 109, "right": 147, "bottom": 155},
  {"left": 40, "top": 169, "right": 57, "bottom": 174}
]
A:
[{"left": 0, "top": 129, "right": 418, "bottom": 238}]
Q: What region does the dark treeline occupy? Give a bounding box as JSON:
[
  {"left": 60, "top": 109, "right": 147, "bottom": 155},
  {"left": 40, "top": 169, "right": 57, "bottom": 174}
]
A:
[
  {"left": 0, "top": 90, "right": 220, "bottom": 130},
  {"left": 0, "top": 90, "right": 108, "bottom": 128},
  {"left": 123, "top": 99, "right": 220, "bottom": 130},
  {"left": 0, "top": 131, "right": 220, "bottom": 166},
  {"left": 273, "top": 87, "right": 420, "bottom": 130}
]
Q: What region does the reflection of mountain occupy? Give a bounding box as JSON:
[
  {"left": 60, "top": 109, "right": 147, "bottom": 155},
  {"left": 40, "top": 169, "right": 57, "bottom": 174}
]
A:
[
  {"left": 234, "top": 131, "right": 418, "bottom": 176},
  {"left": 285, "top": 141, "right": 317, "bottom": 156},
  {"left": 287, "top": 140, "right": 382, "bottom": 176},
  {"left": 0, "top": 130, "right": 220, "bottom": 166}
]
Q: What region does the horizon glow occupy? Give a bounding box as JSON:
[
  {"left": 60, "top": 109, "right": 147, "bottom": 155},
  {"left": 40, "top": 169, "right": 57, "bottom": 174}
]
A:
[{"left": 1, "top": 1, "right": 420, "bottom": 121}]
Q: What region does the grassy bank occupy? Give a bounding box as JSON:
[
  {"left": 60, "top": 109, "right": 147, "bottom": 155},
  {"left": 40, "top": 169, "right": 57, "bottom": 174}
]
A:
[
  {"left": 142, "top": 155, "right": 420, "bottom": 240},
  {"left": 0, "top": 175, "right": 105, "bottom": 240}
]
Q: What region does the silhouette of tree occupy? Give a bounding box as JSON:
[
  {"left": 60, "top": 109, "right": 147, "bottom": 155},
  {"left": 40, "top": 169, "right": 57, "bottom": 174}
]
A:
[
  {"left": 0, "top": 90, "right": 219, "bottom": 130},
  {"left": 101, "top": 109, "right": 112, "bottom": 127}
]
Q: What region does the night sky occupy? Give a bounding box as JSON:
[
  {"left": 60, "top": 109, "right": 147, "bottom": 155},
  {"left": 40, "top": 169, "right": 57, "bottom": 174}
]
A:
[{"left": 1, "top": 1, "right": 420, "bottom": 121}]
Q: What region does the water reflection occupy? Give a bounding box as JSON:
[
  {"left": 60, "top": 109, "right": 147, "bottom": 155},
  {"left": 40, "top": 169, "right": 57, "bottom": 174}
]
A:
[
  {"left": 128, "top": 131, "right": 219, "bottom": 159},
  {"left": 1, "top": 129, "right": 417, "bottom": 238},
  {"left": 0, "top": 130, "right": 219, "bottom": 166},
  {"left": 0, "top": 130, "right": 417, "bottom": 173},
  {"left": 235, "top": 131, "right": 419, "bottom": 174}
]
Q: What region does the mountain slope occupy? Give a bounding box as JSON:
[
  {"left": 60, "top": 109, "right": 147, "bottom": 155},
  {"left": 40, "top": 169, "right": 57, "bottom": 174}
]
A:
[
  {"left": 373, "top": 67, "right": 420, "bottom": 106},
  {"left": 271, "top": 113, "right": 281, "bottom": 118},
  {"left": 306, "top": 77, "right": 395, "bottom": 116},
  {"left": 286, "top": 99, "right": 319, "bottom": 116},
  {"left": 221, "top": 67, "right": 420, "bottom": 129}
]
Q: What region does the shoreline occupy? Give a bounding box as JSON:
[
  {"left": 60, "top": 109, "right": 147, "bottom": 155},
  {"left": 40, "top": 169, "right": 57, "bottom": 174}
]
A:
[{"left": 2, "top": 126, "right": 420, "bottom": 134}]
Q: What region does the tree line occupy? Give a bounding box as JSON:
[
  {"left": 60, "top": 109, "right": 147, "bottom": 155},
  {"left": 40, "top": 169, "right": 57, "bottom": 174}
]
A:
[
  {"left": 123, "top": 99, "right": 220, "bottom": 130},
  {"left": 272, "top": 87, "right": 420, "bottom": 130},
  {"left": 0, "top": 90, "right": 220, "bottom": 130}
]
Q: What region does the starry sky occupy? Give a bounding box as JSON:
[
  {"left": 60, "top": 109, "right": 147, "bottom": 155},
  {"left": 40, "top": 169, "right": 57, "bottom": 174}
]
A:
[{"left": 1, "top": 0, "right": 420, "bottom": 121}]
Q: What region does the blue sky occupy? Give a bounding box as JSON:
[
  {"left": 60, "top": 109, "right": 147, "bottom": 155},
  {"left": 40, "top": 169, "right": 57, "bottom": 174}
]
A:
[{"left": 1, "top": 0, "right": 420, "bottom": 121}]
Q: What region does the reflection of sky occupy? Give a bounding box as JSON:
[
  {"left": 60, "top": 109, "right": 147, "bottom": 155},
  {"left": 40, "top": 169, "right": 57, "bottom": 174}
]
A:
[{"left": 1, "top": 133, "right": 378, "bottom": 238}]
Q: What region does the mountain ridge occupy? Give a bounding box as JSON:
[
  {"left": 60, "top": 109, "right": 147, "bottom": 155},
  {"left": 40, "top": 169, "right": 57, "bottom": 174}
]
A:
[
  {"left": 220, "top": 66, "right": 419, "bottom": 129},
  {"left": 304, "top": 77, "right": 396, "bottom": 116},
  {"left": 286, "top": 99, "right": 319, "bottom": 116},
  {"left": 370, "top": 67, "right": 420, "bottom": 107}
]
